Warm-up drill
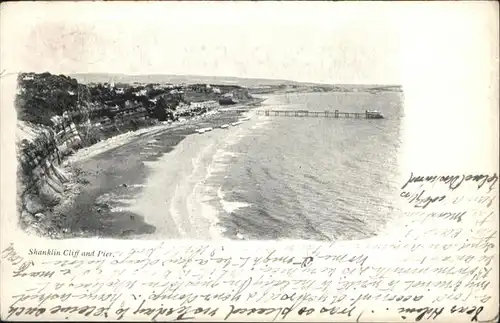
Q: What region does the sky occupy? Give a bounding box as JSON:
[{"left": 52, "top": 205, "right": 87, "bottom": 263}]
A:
[
  {"left": 0, "top": 1, "right": 497, "bottom": 86},
  {"left": 2, "top": 2, "right": 405, "bottom": 84},
  {"left": 0, "top": 2, "right": 498, "bottom": 191}
]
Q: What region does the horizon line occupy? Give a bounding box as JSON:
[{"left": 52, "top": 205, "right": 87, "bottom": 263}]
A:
[
  {"left": 18, "top": 71, "right": 402, "bottom": 87},
  {"left": 70, "top": 72, "right": 403, "bottom": 87}
]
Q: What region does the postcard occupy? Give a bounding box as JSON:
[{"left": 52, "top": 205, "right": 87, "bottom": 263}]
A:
[{"left": 1, "top": 1, "right": 498, "bottom": 322}]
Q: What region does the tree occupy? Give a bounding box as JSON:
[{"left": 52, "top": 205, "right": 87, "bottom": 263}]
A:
[{"left": 152, "top": 97, "right": 169, "bottom": 121}]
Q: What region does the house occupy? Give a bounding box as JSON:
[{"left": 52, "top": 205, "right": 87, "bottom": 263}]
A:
[
  {"left": 124, "top": 101, "right": 134, "bottom": 110},
  {"left": 134, "top": 89, "right": 148, "bottom": 96},
  {"left": 189, "top": 100, "right": 219, "bottom": 110},
  {"left": 169, "top": 89, "right": 184, "bottom": 95}
]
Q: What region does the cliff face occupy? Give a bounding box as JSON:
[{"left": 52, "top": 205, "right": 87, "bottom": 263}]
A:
[
  {"left": 15, "top": 72, "right": 254, "bottom": 237},
  {"left": 15, "top": 73, "right": 173, "bottom": 236},
  {"left": 16, "top": 73, "right": 252, "bottom": 135},
  {"left": 17, "top": 73, "right": 174, "bottom": 142},
  {"left": 17, "top": 120, "right": 74, "bottom": 236}
]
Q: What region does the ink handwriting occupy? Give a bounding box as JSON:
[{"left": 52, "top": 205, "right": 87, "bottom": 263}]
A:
[
  {"left": 1, "top": 172, "right": 497, "bottom": 321},
  {"left": 401, "top": 172, "right": 498, "bottom": 193}
]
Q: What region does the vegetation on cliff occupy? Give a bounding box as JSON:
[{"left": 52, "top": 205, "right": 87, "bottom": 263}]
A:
[
  {"left": 15, "top": 71, "right": 255, "bottom": 238},
  {"left": 16, "top": 73, "right": 83, "bottom": 125},
  {"left": 16, "top": 72, "right": 253, "bottom": 127}
]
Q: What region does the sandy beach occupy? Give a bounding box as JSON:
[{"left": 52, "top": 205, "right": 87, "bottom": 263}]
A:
[{"left": 52, "top": 100, "right": 263, "bottom": 239}]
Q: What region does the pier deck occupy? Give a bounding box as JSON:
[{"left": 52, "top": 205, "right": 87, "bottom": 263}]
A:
[{"left": 222, "top": 109, "right": 383, "bottom": 119}]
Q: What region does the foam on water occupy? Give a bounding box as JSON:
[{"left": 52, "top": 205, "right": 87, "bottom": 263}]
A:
[
  {"left": 127, "top": 92, "right": 402, "bottom": 241},
  {"left": 188, "top": 181, "right": 226, "bottom": 239},
  {"left": 202, "top": 92, "right": 403, "bottom": 241},
  {"left": 182, "top": 110, "right": 270, "bottom": 239},
  {"left": 217, "top": 186, "right": 252, "bottom": 214},
  {"left": 168, "top": 183, "right": 189, "bottom": 237}
]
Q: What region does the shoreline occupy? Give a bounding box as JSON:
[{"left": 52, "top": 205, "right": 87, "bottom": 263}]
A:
[
  {"left": 36, "top": 97, "right": 265, "bottom": 239},
  {"left": 129, "top": 105, "right": 267, "bottom": 240}
]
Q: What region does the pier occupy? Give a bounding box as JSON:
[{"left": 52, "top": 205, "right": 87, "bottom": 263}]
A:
[{"left": 254, "top": 109, "right": 384, "bottom": 119}]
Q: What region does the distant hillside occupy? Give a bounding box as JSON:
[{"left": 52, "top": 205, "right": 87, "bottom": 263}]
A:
[
  {"left": 71, "top": 73, "right": 402, "bottom": 91},
  {"left": 71, "top": 73, "right": 301, "bottom": 87}
]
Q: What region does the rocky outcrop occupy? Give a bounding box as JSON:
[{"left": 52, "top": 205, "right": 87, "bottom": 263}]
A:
[
  {"left": 15, "top": 72, "right": 255, "bottom": 237},
  {"left": 17, "top": 121, "right": 72, "bottom": 237}
]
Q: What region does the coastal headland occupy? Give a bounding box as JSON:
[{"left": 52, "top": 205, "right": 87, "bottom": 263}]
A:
[
  {"left": 14, "top": 72, "right": 401, "bottom": 239},
  {"left": 15, "top": 72, "right": 260, "bottom": 239}
]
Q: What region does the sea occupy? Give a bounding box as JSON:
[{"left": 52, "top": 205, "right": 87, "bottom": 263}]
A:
[{"left": 195, "top": 91, "right": 404, "bottom": 241}]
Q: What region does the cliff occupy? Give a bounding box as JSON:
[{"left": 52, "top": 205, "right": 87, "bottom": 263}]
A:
[{"left": 15, "top": 72, "right": 254, "bottom": 238}]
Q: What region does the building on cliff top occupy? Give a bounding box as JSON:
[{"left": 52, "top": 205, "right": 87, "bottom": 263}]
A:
[
  {"left": 134, "top": 89, "right": 148, "bottom": 97},
  {"left": 189, "top": 100, "right": 219, "bottom": 110}
]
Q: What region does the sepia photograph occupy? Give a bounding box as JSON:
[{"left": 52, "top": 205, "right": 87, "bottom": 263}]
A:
[
  {"left": 12, "top": 7, "right": 403, "bottom": 242},
  {"left": 1, "top": 1, "right": 498, "bottom": 322}
]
